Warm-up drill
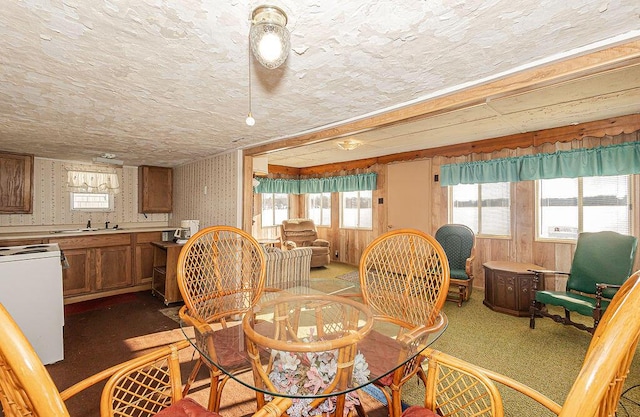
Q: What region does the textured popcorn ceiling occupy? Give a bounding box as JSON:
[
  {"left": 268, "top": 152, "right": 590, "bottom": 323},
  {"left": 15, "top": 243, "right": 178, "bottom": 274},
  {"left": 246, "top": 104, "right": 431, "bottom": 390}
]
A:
[{"left": 0, "top": 1, "right": 639, "bottom": 167}]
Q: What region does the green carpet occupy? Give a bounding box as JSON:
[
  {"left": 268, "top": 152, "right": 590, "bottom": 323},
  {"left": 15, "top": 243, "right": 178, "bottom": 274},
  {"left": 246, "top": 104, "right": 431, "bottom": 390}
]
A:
[
  {"left": 401, "top": 295, "right": 640, "bottom": 416},
  {"left": 308, "top": 263, "right": 640, "bottom": 416},
  {"left": 309, "top": 262, "right": 357, "bottom": 279}
]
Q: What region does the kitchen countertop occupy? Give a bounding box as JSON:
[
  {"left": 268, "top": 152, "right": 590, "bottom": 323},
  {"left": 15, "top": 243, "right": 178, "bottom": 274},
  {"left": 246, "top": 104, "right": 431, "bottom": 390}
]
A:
[{"left": 0, "top": 226, "right": 177, "bottom": 241}]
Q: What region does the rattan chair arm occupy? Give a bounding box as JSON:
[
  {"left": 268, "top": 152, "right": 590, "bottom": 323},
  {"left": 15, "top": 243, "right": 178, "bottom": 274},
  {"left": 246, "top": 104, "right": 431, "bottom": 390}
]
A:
[
  {"left": 481, "top": 368, "right": 562, "bottom": 415},
  {"left": 335, "top": 291, "right": 363, "bottom": 299},
  {"left": 59, "top": 340, "right": 191, "bottom": 402},
  {"left": 398, "top": 314, "right": 447, "bottom": 346}
]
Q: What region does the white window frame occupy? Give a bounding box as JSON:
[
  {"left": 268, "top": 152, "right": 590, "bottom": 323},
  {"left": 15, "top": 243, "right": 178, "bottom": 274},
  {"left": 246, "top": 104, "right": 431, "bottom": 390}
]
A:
[
  {"left": 535, "top": 175, "right": 632, "bottom": 241},
  {"left": 448, "top": 182, "right": 511, "bottom": 237},
  {"left": 70, "top": 192, "right": 114, "bottom": 212},
  {"left": 306, "top": 192, "right": 331, "bottom": 227},
  {"left": 261, "top": 193, "right": 289, "bottom": 228},
  {"left": 339, "top": 190, "right": 373, "bottom": 230}
]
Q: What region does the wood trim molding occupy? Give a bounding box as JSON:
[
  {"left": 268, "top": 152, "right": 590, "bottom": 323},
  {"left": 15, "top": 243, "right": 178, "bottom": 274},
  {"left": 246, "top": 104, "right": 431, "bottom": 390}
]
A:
[
  {"left": 297, "top": 114, "right": 640, "bottom": 175},
  {"left": 244, "top": 40, "right": 640, "bottom": 159}
]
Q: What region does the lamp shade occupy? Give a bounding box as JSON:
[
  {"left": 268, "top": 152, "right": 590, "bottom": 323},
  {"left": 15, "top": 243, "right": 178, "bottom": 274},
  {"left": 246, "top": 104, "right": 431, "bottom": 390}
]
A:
[{"left": 250, "top": 5, "right": 290, "bottom": 69}]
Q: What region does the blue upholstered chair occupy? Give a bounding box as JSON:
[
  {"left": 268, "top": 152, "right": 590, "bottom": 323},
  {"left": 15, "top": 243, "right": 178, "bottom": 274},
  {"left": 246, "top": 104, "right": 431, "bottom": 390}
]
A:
[
  {"left": 435, "top": 224, "right": 476, "bottom": 306},
  {"left": 529, "top": 230, "right": 638, "bottom": 334}
]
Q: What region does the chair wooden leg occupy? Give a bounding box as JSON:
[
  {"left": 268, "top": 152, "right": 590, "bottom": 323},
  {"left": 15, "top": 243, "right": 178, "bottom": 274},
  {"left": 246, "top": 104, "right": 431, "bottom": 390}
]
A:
[
  {"left": 458, "top": 285, "right": 464, "bottom": 307},
  {"left": 182, "top": 356, "right": 203, "bottom": 398},
  {"left": 529, "top": 300, "right": 538, "bottom": 329}
]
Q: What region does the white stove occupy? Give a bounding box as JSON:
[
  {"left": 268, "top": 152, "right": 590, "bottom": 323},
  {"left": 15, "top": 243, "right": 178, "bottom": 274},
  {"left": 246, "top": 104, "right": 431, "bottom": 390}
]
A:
[
  {"left": 0, "top": 243, "right": 60, "bottom": 259},
  {"left": 0, "top": 243, "right": 64, "bottom": 364}
]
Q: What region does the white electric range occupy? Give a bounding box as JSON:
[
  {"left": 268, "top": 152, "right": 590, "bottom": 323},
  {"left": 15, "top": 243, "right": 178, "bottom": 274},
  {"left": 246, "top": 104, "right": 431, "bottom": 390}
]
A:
[{"left": 0, "top": 243, "right": 64, "bottom": 364}]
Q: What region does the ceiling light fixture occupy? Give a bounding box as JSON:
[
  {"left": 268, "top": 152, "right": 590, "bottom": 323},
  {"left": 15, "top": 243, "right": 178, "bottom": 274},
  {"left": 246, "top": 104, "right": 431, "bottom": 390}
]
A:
[
  {"left": 92, "top": 156, "right": 123, "bottom": 166},
  {"left": 336, "top": 139, "right": 363, "bottom": 151},
  {"left": 249, "top": 5, "right": 290, "bottom": 69}
]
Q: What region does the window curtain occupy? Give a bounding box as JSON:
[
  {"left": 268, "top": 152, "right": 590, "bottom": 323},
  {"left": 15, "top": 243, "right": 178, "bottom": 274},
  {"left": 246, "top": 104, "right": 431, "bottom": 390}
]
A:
[
  {"left": 66, "top": 167, "right": 121, "bottom": 194},
  {"left": 254, "top": 173, "right": 377, "bottom": 194},
  {"left": 440, "top": 142, "right": 640, "bottom": 186}
]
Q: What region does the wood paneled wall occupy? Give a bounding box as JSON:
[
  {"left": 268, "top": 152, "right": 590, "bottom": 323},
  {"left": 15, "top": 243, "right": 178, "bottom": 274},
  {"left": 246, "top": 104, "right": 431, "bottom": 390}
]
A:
[{"left": 252, "top": 131, "right": 640, "bottom": 292}]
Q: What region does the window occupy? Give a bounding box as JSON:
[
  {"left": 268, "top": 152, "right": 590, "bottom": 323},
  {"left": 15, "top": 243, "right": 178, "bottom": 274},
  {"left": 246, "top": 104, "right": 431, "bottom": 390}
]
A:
[
  {"left": 261, "top": 193, "right": 289, "bottom": 227},
  {"left": 306, "top": 192, "right": 331, "bottom": 226},
  {"left": 340, "top": 190, "right": 372, "bottom": 229},
  {"left": 537, "top": 175, "right": 630, "bottom": 240},
  {"left": 71, "top": 192, "right": 113, "bottom": 211},
  {"left": 450, "top": 182, "right": 510, "bottom": 236}
]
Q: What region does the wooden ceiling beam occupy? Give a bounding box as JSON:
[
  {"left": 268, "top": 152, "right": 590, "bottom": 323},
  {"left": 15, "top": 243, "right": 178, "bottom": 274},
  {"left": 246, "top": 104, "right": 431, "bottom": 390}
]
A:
[{"left": 296, "top": 113, "right": 640, "bottom": 175}]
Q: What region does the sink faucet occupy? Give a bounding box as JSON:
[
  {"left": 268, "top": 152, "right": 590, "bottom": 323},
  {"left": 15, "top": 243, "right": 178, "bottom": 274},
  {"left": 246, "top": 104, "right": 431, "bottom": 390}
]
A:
[
  {"left": 105, "top": 221, "right": 110, "bottom": 229},
  {"left": 86, "top": 219, "right": 91, "bottom": 228}
]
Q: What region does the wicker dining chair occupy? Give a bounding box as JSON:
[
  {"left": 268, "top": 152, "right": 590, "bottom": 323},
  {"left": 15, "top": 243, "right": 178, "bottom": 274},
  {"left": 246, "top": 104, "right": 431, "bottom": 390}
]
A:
[
  {"left": 358, "top": 228, "right": 450, "bottom": 417},
  {"left": 0, "top": 302, "right": 291, "bottom": 417},
  {"left": 176, "top": 225, "right": 267, "bottom": 412},
  {"left": 403, "top": 348, "right": 504, "bottom": 417}
]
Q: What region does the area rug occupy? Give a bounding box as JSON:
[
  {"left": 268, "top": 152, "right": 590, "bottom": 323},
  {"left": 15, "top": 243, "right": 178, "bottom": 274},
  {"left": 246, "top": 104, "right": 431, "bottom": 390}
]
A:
[
  {"left": 336, "top": 270, "right": 359, "bottom": 283},
  {"left": 159, "top": 305, "right": 181, "bottom": 323}
]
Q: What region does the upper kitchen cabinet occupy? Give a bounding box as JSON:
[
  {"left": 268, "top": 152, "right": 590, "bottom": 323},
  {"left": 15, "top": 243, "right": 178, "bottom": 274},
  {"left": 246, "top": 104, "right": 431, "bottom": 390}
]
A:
[
  {"left": 138, "top": 165, "right": 173, "bottom": 213},
  {"left": 0, "top": 152, "right": 34, "bottom": 214}
]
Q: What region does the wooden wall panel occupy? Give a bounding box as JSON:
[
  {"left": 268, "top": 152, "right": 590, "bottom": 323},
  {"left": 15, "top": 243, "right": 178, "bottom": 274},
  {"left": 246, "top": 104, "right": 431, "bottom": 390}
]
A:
[{"left": 252, "top": 131, "right": 640, "bottom": 293}]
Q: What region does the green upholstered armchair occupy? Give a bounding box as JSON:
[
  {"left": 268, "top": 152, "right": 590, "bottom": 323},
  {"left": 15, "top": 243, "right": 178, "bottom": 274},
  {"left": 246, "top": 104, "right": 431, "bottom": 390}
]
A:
[
  {"left": 529, "top": 230, "right": 638, "bottom": 334},
  {"left": 435, "top": 224, "right": 476, "bottom": 306}
]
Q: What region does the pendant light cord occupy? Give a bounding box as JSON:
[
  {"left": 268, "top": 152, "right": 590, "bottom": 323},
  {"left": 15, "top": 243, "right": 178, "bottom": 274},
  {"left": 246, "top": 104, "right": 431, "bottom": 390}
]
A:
[{"left": 246, "top": 31, "right": 255, "bottom": 126}]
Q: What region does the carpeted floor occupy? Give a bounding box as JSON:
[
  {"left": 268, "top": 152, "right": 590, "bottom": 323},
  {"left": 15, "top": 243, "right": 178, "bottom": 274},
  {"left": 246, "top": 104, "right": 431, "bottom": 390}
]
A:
[{"left": 310, "top": 262, "right": 357, "bottom": 279}]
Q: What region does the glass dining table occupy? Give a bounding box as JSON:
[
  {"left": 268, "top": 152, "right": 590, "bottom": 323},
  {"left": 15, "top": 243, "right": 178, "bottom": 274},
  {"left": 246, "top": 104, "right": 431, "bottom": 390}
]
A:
[{"left": 180, "top": 279, "right": 448, "bottom": 417}]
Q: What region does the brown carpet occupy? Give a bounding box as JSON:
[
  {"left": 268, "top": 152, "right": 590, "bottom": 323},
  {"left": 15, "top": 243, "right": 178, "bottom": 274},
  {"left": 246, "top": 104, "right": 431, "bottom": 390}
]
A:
[{"left": 45, "top": 291, "right": 388, "bottom": 417}]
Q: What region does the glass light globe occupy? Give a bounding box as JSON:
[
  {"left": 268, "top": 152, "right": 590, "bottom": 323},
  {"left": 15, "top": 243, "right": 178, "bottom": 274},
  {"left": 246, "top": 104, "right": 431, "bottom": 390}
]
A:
[
  {"left": 249, "top": 6, "right": 290, "bottom": 69},
  {"left": 246, "top": 113, "right": 255, "bottom": 126},
  {"left": 258, "top": 32, "right": 283, "bottom": 63}
]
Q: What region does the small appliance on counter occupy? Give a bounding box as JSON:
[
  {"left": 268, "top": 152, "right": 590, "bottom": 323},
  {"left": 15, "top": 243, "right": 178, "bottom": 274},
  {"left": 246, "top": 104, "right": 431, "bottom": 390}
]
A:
[{"left": 173, "top": 219, "right": 199, "bottom": 244}]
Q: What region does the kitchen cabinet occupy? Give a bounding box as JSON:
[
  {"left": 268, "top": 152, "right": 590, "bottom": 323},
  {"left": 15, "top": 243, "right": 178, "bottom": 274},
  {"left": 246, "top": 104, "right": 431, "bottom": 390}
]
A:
[
  {"left": 59, "top": 248, "right": 92, "bottom": 295},
  {"left": 134, "top": 231, "right": 163, "bottom": 285},
  {"left": 483, "top": 261, "right": 544, "bottom": 317},
  {"left": 0, "top": 152, "right": 34, "bottom": 214},
  {"left": 138, "top": 165, "right": 173, "bottom": 213},
  {"left": 49, "top": 234, "right": 134, "bottom": 302},
  {"left": 151, "top": 241, "right": 184, "bottom": 305},
  {"left": 0, "top": 238, "right": 46, "bottom": 247},
  {"left": 95, "top": 244, "right": 132, "bottom": 290}
]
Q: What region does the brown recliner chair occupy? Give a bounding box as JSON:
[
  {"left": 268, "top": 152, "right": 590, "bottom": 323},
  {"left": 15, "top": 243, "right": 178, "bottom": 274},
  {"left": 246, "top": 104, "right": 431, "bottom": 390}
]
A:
[{"left": 280, "top": 218, "right": 331, "bottom": 268}]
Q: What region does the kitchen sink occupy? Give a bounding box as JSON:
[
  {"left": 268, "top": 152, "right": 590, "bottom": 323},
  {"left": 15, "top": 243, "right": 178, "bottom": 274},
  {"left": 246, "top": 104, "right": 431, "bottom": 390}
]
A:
[{"left": 50, "top": 227, "right": 124, "bottom": 234}]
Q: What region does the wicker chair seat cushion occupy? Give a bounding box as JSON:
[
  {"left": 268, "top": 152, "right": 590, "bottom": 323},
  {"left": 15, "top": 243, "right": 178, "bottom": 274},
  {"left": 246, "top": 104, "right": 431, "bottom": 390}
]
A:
[
  {"left": 154, "top": 398, "right": 220, "bottom": 417},
  {"left": 535, "top": 290, "right": 611, "bottom": 317},
  {"left": 402, "top": 405, "right": 441, "bottom": 417},
  {"left": 357, "top": 328, "right": 425, "bottom": 386}
]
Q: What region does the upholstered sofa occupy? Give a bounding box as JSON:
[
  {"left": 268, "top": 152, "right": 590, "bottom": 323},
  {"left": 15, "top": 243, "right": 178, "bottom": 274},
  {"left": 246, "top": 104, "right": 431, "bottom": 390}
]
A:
[
  {"left": 263, "top": 246, "right": 313, "bottom": 289},
  {"left": 280, "top": 219, "right": 331, "bottom": 268}
]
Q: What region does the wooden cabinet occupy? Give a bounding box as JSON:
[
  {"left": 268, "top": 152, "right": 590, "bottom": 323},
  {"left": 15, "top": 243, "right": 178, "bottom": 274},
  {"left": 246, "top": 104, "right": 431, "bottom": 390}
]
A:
[
  {"left": 0, "top": 152, "right": 34, "bottom": 214},
  {"left": 134, "top": 231, "right": 163, "bottom": 285},
  {"left": 483, "top": 261, "right": 545, "bottom": 317},
  {"left": 151, "top": 241, "right": 184, "bottom": 305},
  {"left": 95, "top": 244, "right": 132, "bottom": 290},
  {"left": 60, "top": 248, "right": 93, "bottom": 295},
  {"left": 50, "top": 234, "right": 134, "bottom": 301},
  {"left": 138, "top": 165, "right": 173, "bottom": 213},
  {"left": 0, "top": 238, "right": 46, "bottom": 247}
]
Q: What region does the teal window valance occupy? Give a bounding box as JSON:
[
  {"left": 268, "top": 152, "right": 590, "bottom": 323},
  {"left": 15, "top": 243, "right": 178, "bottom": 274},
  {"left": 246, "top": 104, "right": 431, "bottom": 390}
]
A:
[
  {"left": 441, "top": 142, "right": 640, "bottom": 186},
  {"left": 254, "top": 173, "right": 377, "bottom": 194}
]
